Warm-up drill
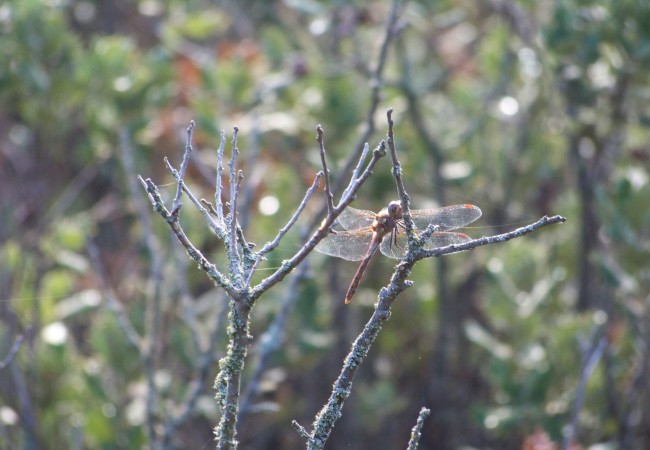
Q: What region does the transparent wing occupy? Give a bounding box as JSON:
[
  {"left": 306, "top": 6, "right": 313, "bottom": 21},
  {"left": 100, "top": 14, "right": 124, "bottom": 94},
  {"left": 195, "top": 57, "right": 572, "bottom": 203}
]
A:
[
  {"left": 379, "top": 231, "right": 473, "bottom": 259},
  {"left": 409, "top": 204, "right": 482, "bottom": 231},
  {"left": 315, "top": 229, "right": 374, "bottom": 261},
  {"left": 337, "top": 206, "right": 375, "bottom": 231}
]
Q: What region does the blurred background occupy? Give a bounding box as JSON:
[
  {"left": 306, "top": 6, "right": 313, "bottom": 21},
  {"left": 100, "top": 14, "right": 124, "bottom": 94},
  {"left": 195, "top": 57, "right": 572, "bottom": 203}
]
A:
[{"left": 1, "top": 0, "right": 649, "bottom": 449}]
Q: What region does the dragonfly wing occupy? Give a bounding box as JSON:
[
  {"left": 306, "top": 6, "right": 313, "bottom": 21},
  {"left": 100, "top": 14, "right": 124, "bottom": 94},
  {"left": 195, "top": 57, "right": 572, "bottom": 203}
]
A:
[
  {"left": 379, "top": 234, "right": 405, "bottom": 259},
  {"left": 315, "top": 229, "right": 374, "bottom": 261},
  {"left": 410, "top": 204, "right": 482, "bottom": 231},
  {"left": 337, "top": 206, "right": 375, "bottom": 231},
  {"left": 379, "top": 230, "right": 473, "bottom": 258},
  {"left": 422, "top": 231, "right": 472, "bottom": 251}
]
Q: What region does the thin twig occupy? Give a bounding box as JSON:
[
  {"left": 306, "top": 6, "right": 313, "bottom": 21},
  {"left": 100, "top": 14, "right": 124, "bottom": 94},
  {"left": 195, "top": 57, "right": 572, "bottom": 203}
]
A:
[
  {"left": 239, "top": 112, "right": 262, "bottom": 232},
  {"left": 258, "top": 172, "right": 323, "bottom": 257},
  {"left": 86, "top": 239, "right": 142, "bottom": 350},
  {"left": 165, "top": 158, "right": 226, "bottom": 238},
  {"left": 0, "top": 334, "right": 24, "bottom": 371},
  {"left": 292, "top": 420, "right": 311, "bottom": 440},
  {"left": 250, "top": 144, "right": 386, "bottom": 301},
  {"left": 306, "top": 0, "right": 402, "bottom": 233},
  {"left": 172, "top": 121, "right": 196, "bottom": 213},
  {"left": 562, "top": 327, "right": 607, "bottom": 450},
  {"left": 120, "top": 128, "right": 166, "bottom": 283},
  {"left": 172, "top": 236, "right": 203, "bottom": 360},
  {"left": 417, "top": 215, "right": 566, "bottom": 260},
  {"left": 341, "top": 142, "right": 370, "bottom": 200},
  {"left": 406, "top": 407, "right": 430, "bottom": 450},
  {"left": 140, "top": 177, "right": 236, "bottom": 297},
  {"left": 237, "top": 224, "right": 257, "bottom": 279},
  {"left": 317, "top": 125, "right": 334, "bottom": 214},
  {"left": 215, "top": 130, "right": 227, "bottom": 224},
  {"left": 328, "top": 0, "right": 402, "bottom": 200},
  {"left": 162, "top": 289, "right": 225, "bottom": 448},
  {"left": 200, "top": 198, "right": 219, "bottom": 217},
  {"left": 120, "top": 128, "right": 167, "bottom": 448},
  {"left": 9, "top": 355, "right": 38, "bottom": 448}
]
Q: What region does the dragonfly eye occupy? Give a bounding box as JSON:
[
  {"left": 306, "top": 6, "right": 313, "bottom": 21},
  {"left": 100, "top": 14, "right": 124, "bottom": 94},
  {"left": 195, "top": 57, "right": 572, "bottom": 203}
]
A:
[{"left": 387, "top": 201, "right": 403, "bottom": 218}]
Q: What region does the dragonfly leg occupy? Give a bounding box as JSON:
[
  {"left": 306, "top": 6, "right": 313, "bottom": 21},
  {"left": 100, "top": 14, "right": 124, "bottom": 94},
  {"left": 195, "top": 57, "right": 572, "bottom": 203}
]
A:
[{"left": 388, "top": 226, "right": 404, "bottom": 253}]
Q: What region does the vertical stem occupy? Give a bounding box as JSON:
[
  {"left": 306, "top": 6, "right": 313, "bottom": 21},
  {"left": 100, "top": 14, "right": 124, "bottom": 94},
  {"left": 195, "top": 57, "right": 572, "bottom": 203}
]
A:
[
  {"left": 214, "top": 299, "right": 251, "bottom": 450},
  {"left": 215, "top": 130, "right": 227, "bottom": 224},
  {"left": 228, "top": 128, "right": 243, "bottom": 282}
]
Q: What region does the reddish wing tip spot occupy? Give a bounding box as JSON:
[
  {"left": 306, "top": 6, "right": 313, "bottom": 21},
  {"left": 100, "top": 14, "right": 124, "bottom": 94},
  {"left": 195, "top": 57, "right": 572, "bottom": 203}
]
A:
[
  {"left": 463, "top": 204, "right": 476, "bottom": 208},
  {"left": 457, "top": 233, "right": 470, "bottom": 238}
]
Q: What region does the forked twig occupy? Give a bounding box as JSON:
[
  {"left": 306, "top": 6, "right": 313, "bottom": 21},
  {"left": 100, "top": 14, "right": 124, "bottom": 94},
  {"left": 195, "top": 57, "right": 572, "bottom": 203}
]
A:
[
  {"left": 164, "top": 158, "right": 226, "bottom": 238},
  {"left": 139, "top": 176, "right": 235, "bottom": 297},
  {"left": 250, "top": 139, "right": 386, "bottom": 300},
  {"left": 141, "top": 120, "right": 387, "bottom": 449}
]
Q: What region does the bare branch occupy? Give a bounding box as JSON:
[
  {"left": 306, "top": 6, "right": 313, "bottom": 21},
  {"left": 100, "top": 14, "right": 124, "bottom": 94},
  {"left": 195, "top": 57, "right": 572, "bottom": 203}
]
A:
[
  {"left": 164, "top": 158, "right": 226, "bottom": 238},
  {"left": 139, "top": 176, "right": 236, "bottom": 297},
  {"left": 562, "top": 326, "right": 607, "bottom": 450},
  {"left": 162, "top": 283, "right": 224, "bottom": 446},
  {"left": 120, "top": 128, "right": 166, "bottom": 273},
  {"left": 215, "top": 130, "right": 227, "bottom": 224},
  {"left": 406, "top": 407, "right": 430, "bottom": 450},
  {"left": 306, "top": 214, "right": 566, "bottom": 448},
  {"left": 316, "top": 125, "right": 334, "bottom": 214},
  {"left": 341, "top": 142, "right": 370, "bottom": 200},
  {"left": 0, "top": 334, "right": 24, "bottom": 371},
  {"left": 292, "top": 420, "right": 311, "bottom": 440},
  {"left": 328, "top": 0, "right": 403, "bottom": 199},
  {"left": 119, "top": 128, "right": 168, "bottom": 447},
  {"left": 250, "top": 144, "right": 386, "bottom": 300},
  {"left": 172, "top": 121, "right": 196, "bottom": 213},
  {"left": 258, "top": 172, "right": 323, "bottom": 258},
  {"left": 87, "top": 239, "right": 142, "bottom": 351},
  {"left": 238, "top": 113, "right": 262, "bottom": 232},
  {"left": 340, "top": 141, "right": 387, "bottom": 206},
  {"left": 200, "top": 198, "right": 219, "bottom": 217},
  {"left": 304, "top": 0, "right": 403, "bottom": 235},
  {"left": 417, "top": 215, "right": 567, "bottom": 260}
]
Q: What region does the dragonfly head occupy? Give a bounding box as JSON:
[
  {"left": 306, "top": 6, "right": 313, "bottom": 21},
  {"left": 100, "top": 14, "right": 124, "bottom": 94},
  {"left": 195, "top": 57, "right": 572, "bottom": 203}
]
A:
[{"left": 387, "top": 201, "right": 403, "bottom": 219}]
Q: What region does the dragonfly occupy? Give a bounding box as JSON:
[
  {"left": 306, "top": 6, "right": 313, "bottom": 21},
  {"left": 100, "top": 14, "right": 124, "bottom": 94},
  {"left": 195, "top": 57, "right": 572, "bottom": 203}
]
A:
[{"left": 315, "top": 201, "right": 482, "bottom": 304}]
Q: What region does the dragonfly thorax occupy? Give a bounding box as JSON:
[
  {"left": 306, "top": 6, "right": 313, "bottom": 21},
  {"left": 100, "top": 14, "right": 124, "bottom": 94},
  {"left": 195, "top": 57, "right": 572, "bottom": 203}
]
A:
[
  {"left": 371, "top": 202, "right": 403, "bottom": 237},
  {"left": 372, "top": 212, "right": 398, "bottom": 236}
]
